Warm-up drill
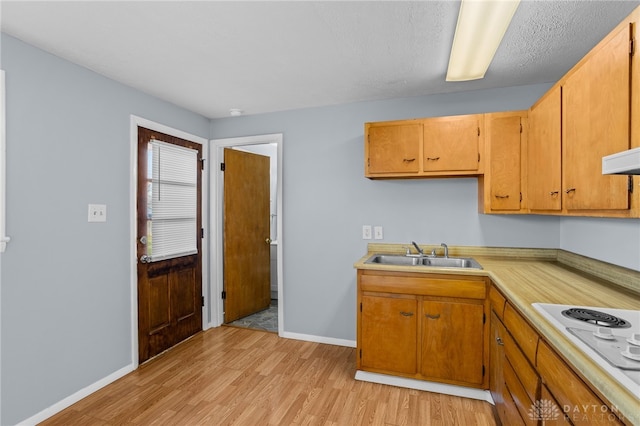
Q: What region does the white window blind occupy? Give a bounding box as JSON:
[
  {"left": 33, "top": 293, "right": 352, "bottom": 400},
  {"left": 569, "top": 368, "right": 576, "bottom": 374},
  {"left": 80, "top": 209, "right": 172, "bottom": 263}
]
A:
[{"left": 147, "top": 140, "right": 198, "bottom": 262}]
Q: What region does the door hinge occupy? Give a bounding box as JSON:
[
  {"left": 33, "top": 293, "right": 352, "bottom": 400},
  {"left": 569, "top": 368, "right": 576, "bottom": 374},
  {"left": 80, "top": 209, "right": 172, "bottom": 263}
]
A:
[
  {"left": 220, "top": 162, "right": 225, "bottom": 171},
  {"left": 629, "top": 176, "right": 634, "bottom": 194},
  {"left": 631, "top": 38, "right": 635, "bottom": 56},
  {"left": 221, "top": 290, "right": 226, "bottom": 299},
  {"left": 201, "top": 228, "right": 205, "bottom": 239},
  {"left": 202, "top": 296, "right": 205, "bottom": 307}
]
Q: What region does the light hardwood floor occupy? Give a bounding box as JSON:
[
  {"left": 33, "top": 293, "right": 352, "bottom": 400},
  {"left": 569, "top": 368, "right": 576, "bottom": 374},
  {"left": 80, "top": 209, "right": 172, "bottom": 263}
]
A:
[{"left": 41, "top": 327, "right": 497, "bottom": 425}]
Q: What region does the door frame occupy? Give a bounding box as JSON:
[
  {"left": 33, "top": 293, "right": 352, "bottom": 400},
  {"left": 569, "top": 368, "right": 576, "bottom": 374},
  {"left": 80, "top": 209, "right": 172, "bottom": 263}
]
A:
[
  {"left": 210, "top": 134, "right": 283, "bottom": 334},
  {"left": 129, "top": 115, "right": 208, "bottom": 368}
]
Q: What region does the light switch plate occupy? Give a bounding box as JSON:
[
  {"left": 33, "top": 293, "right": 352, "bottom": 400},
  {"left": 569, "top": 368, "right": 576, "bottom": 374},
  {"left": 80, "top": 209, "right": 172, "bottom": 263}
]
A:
[
  {"left": 362, "top": 225, "right": 372, "bottom": 240},
  {"left": 374, "top": 226, "right": 383, "bottom": 240},
  {"left": 88, "top": 204, "right": 107, "bottom": 222}
]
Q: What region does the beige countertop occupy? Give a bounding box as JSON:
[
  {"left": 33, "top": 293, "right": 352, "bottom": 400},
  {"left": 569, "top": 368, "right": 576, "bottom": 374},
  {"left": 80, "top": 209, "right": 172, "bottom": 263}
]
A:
[{"left": 355, "top": 244, "right": 640, "bottom": 425}]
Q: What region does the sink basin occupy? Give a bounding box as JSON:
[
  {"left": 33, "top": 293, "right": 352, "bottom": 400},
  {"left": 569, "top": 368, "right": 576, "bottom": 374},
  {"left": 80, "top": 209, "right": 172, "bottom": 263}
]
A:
[{"left": 365, "top": 254, "right": 482, "bottom": 269}]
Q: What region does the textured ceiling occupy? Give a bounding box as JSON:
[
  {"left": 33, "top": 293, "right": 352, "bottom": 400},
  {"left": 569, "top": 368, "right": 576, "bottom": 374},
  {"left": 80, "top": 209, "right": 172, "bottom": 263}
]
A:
[{"left": 1, "top": 1, "right": 639, "bottom": 119}]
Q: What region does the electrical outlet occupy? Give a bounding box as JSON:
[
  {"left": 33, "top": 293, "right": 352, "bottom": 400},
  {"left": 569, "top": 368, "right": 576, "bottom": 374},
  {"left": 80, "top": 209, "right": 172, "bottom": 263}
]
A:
[
  {"left": 88, "top": 204, "right": 107, "bottom": 222},
  {"left": 374, "top": 226, "right": 383, "bottom": 240},
  {"left": 362, "top": 225, "right": 372, "bottom": 240}
]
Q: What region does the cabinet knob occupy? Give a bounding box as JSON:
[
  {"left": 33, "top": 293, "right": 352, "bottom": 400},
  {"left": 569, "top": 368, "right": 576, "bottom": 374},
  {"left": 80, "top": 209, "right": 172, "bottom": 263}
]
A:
[
  {"left": 494, "top": 194, "right": 509, "bottom": 199},
  {"left": 402, "top": 158, "right": 416, "bottom": 163},
  {"left": 549, "top": 191, "right": 559, "bottom": 196},
  {"left": 425, "top": 313, "right": 441, "bottom": 319},
  {"left": 565, "top": 188, "right": 576, "bottom": 194},
  {"left": 400, "top": 311, "right": 414, "bottom": 317},
  {"left": 426, "top": 157, "right": 440, "bottom": 161},
  {"left": 496, "top": 337, "right": 504, "bottom": 346}
]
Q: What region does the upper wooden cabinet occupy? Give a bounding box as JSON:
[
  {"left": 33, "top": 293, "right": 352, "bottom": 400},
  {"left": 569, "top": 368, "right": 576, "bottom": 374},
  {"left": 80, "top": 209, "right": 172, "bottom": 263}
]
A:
[
  {"left": 366, "top": 122, "right": 421, "bottom": 175},
  {"left": 528, "top": 86, "right": 562, "bottom": 213},
  {"left": 479, "top": 111, "right": 527, "bottom": 214},
  {"left": 422, "top": 114, "right": 483, "bottom": 173},
  {"left": 365, "top": 114, "right": 483, "bottom": 178},
  {"left": 526, "top": 14, "right": 639, "bottom": 218},
  {"left": 562, "top": 24, "right": 631, "bottom": 213}
]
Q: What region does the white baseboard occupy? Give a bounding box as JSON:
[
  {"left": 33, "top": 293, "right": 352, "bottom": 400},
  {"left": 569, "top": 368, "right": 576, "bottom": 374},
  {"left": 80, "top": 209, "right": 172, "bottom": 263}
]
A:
[
  {"left": 18, "top": 364, "right": 136, "bottom": 426},
  {"left": 355, "top": 370, "right": 495, "bottom": 405},
  {"left": 279, "top": 331, "right": 356, "bottom": 348}
]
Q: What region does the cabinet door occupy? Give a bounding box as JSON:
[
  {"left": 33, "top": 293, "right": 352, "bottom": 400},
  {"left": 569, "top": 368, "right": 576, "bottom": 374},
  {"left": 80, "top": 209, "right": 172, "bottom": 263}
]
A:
[
  {"left": 490, "top": 312, "right": 508, "bottom": 423},
  {"left": 423, "top": 115, "right": 482, "bottom": 172},
  {"left": 528, "top": 86, "right": 562, "bottom": 211},
  {"left": 360, "top": 294, "right": 417, "bottom": 374},
  {"left": 563, "top": 24, "right": 631, "bottom": 211},
  {"left": 485, "top": 112, "right": 525, "bottom": 211},
  {"left": 420, "top": 299, "right": 484, "bottom": 385},
  {"left": 366, "top": 123, "right": 421, "bottom": 175}
]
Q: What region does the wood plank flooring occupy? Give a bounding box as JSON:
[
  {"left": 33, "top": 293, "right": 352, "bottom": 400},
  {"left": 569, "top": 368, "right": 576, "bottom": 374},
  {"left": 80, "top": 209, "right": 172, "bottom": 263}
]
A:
[{"left": 41, "top": 327, "right": 497, "bottom": 425}]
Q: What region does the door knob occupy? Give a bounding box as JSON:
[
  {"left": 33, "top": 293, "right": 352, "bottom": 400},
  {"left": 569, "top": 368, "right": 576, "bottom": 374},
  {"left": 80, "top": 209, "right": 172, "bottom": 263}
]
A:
[
  {"left": 140, "top": 255, "right": 151, "bottom": 264},
  {"left": 265, "top": 238, "right": 271, "bottom": 244}
]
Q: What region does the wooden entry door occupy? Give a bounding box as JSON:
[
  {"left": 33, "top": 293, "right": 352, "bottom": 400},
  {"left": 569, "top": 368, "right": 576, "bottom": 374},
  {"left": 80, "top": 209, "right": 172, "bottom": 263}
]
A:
[
  {"left": 223, "top": 148, "right": 271, "bottom": 323},
  {"left": 137, "top": 127, "right": 203, "bottom": 363}
]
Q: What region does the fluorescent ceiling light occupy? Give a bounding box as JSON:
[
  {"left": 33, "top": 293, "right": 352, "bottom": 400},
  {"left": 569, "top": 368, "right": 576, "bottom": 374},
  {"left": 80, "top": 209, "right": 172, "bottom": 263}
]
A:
[{"left": 446, "top": 0, "right": 520, "bottom": 82}]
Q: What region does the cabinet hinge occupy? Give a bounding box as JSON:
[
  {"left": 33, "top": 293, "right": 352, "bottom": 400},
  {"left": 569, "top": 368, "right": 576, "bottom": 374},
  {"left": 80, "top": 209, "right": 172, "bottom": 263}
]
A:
[
  {"left": 520, "top": 192, "right": 523, "bottom": 202},
  {"left": 220, "top": 162, "right": 225, "bottom": 171},
  {"left": 631, "top": 38, "right": 636, "bottom": 56},
  {"left": 202, "top": 296, "right": 205, "bottom": 307},
  {"left": 478, "top": 153, "right": 481, "bottom": 163},
  {"left": 221, "top": 290, "right": 227, "bottom": 299},
  {"left": 360, "top": 302, "right": 363, "bottom": 312},
  {"left": 359, "top": 349, "right": 362, "bottom": 359},
  {"left": 482, "top": 365, "right": 485, "bottom": 377},
  {"left": 477, "top": 127, "right": 480, "bottom": 137},
  {"left": 520, "top": 123, "right": 523, "bottom": 133},
  {"left": 483, "top": 313, "right": 486, "bottom": 324},
  {"left": 629, "top": 176, "right": 634, "bottom": 194}
]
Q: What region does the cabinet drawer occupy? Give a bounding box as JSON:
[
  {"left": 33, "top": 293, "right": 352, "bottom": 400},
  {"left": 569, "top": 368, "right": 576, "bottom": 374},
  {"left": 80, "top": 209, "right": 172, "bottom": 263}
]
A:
[
  {"left": 540, "top": 384, "right": 572, "bottom": 425},
  {"left": 359, "top": 272, "right": 486, "bottom": 299},
  {"left": 489, "top": 285, "right": 506, "bottom": 319},
  {"left": 504, "top": 330, "right": 539, "bottom": 404},
  {"left": 537, "top": 340, "right": 623, "bottom": 425},
  {"left": 504, "top": 359, "right": 537, "bottom": 426},
  {"left": 504, "top": 303, "right": 539, "bottom": 365},
  {"left": 502, "top": 386, "right": 526, "bottom": 426}
]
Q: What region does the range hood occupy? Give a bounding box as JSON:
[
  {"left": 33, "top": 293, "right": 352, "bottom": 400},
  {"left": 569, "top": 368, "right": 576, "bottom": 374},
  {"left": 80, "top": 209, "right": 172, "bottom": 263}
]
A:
[{"left": 602, "top": 147, "right": 640, "bottom": 175}]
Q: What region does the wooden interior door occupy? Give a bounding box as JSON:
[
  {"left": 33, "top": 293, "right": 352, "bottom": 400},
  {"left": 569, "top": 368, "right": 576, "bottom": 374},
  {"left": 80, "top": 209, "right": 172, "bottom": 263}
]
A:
[
  {"left": 223, "top": 148, "right": 271, "bottom": 323},
  {"left": 137, "top": 127, "right": 203, "bottom": 364}
]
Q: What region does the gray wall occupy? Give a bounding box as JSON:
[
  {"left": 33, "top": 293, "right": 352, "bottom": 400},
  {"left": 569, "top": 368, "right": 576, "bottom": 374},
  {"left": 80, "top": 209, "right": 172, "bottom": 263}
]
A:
[{"left": 0, "top": 34, "right": 209, "bottom": 425}]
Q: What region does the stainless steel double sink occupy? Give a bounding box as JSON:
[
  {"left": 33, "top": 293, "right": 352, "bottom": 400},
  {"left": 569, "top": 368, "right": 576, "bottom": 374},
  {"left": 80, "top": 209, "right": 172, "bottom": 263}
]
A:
[{"left": 365, "top": 254, "right": 483, "bottom": 269}]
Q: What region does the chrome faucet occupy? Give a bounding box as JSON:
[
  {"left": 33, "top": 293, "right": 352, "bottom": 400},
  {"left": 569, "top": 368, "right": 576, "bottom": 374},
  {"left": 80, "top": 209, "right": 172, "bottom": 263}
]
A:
[
  {"left": 441, "top": 243, "right": 449, "bottom": 258},
  {"left": 410, "top": 241, "right": 424, "bottom": 256}
]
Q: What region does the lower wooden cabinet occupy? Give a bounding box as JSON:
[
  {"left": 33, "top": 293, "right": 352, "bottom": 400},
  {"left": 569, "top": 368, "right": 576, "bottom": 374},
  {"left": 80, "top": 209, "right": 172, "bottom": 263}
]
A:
[
  {"left": 357, "top": 270, "right": 489, "bottom": 388},
  {"left": 537, "top": 340, "right": 623, "bottom": 425},
  {"left": 490, "top": 285, "right": 625, "bottom": 426},
  {"left": 360, "top": 294, "right": 417, "bottom": 374}
]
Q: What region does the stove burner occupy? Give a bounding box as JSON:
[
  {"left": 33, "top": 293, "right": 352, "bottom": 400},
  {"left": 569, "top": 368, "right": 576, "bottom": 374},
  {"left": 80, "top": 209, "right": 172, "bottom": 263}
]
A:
[{"left": 562, "top": 308, "right": 631, "bottom": 328}]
